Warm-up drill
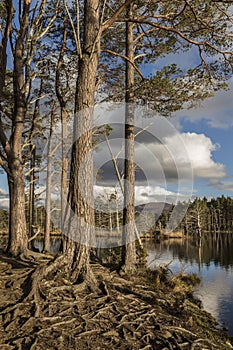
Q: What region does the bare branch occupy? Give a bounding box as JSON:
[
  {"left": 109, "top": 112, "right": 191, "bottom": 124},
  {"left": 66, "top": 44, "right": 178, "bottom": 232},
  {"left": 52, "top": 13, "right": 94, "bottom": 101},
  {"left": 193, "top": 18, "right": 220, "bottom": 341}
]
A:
[
  {"left": 75, "top": 0, "right": 82, "bottom": 56},
  {"left": 102, "top": 49, "right": 144, "bottom": 79},
  {"left": 101, "top": 0, "right": 135, "bottom": 32},
  {"left": 0, "top": 0, "right": 14, "bottom": 93},
  {"left": 100, "top": 0, "right": 107, "bottom": 25},
  {"left": 28, "top": 226, "right": 41, "bottom": 242},
  {"left": 134, "top": 123, "right": 154, "bottom": 138},
  {"left": 63, "top": 0, "right": 82, "bottom": 57},
  {"left": 56, "top": 17, "right": 68, "bottom": 107},
  {"left": 104, "top": 133, "right": 124, "bottom": 194},
  {"left": 104, "top": 133, "right": 143, "bottom": 247}
]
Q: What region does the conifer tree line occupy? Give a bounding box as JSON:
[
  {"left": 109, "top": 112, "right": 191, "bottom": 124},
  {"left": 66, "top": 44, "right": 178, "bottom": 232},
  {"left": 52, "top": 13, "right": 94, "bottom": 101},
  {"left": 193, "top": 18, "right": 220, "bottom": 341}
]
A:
[
  {"left": 154, "top": 196, "right": 233, "bottom": 236},
  {"left": 184, "top": 197, "right": 233, "bottom": 235},
  {"left": 1, "top": 195, "right": 233, "bottom": 237},
  {"left": 0, "top": 0, "right": 233, "bottom": 277}
]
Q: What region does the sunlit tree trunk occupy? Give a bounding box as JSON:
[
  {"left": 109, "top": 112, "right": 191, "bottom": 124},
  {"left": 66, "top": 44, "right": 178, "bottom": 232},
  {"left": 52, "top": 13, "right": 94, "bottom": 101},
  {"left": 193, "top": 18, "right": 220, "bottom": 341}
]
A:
[
  {"left": 7, "top": 1, "right": 32, "bottom": 255},
  {"left": 115, "top": 193, "right": 120, "bottom": 233},
  {"left": 28, "top": 145, "right": 35, "bottom": 237},
  {"left": 44, "top": 105, "right": 56, "bottom": 252},
  {"left": 122, "top": 2, "right": 137, "bottom": 273},
  {"left": 63, "top": 0, "right": 100, "bottom": 284},
  {"left": 28, "top": 79, "right": 43, "bottom": 244},
  {"left": 55, "top": 18, "right": 69, "bottom": 252}
]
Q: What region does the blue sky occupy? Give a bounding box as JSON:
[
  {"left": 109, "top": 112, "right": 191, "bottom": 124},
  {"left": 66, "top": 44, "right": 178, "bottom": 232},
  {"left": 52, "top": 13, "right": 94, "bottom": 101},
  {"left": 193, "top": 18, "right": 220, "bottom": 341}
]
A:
[
  {"left": 171, "top": 79, "right": 233, "bottom": 199},
  {"left": 149, "top": 45, "right": 233, "bottom": 201}
]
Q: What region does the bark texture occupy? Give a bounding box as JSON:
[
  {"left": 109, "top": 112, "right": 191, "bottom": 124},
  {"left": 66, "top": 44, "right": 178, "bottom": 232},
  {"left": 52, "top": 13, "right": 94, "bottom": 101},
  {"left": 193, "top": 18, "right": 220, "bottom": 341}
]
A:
[
  {"left": 44, "top": 105, "right": 56, "bottom": 252},
  {"left": 55, "top": 19, "right": 69, "bottom": 252},
  {"left": 6, "top": 0, "right": 31, "bottom": 255},
  {"left": 122, "top": 3, "right": 137, "bottom": 273},
  {"left": 63, "top": 0, "right": 100, "bottom": 284}
]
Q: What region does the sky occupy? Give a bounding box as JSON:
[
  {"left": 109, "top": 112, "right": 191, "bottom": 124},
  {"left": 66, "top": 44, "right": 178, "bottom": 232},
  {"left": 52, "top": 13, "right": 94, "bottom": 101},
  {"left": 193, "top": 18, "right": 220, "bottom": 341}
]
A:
[
  {"left": 173, "top": 78, "right": 233, "bottom": 200},
  {"left": 92, "top": 73, "right": 233, "bottom": 206}
]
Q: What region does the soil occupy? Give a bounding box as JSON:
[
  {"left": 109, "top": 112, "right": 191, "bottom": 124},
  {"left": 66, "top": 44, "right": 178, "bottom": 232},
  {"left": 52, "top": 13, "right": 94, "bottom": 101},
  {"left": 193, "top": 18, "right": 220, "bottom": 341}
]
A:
[{"left": 0, "top": 250, "right": 232, "bottom": 350}]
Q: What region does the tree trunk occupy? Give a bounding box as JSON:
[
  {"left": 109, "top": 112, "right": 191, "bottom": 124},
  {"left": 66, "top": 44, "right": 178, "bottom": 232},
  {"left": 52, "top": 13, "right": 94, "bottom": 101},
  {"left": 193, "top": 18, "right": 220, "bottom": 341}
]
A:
[
  {"left": 7, "top": 161, "right": 28, "bottom": 255},
  {"left": 122, "top": 3, "right": 137, "bottom": 273},
  {"left": 29, "top": 79, "right": 43, "bottom": 244},
  {"left": 115, "top": 194, "right": 120, "bottom": 233},
  {"left": 44, "top": 106, "right": 56, "bottom": 252},
  {"left": 44, "top": 154, "right": 52, "bottom": 252},
  {"left": 197, "top": 212, "right": 202, "bottom": 239},
  {"left": 55, "top": 19, "right": 69, "bottom": 252},
  {"left": 63, "top": 0, "right": 100, "bottom": 284},
  {"left": 29, "top": 145, "right": 35, "bottom": 238},
  {"left": 6, "top": 0, "right": 31, "bottom": 256},
  {"left": 61, "top": 105, "right": 69, "bottom": 253},
  {"left": 108, "top": 197, "right": 113, "bottom": 232}
]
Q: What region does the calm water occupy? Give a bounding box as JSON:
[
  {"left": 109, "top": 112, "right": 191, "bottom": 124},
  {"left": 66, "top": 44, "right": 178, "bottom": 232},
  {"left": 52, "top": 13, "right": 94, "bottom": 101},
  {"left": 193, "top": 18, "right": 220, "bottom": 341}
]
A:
[{"left": 144, "top": 234, "right": 233, "bottom": 336}]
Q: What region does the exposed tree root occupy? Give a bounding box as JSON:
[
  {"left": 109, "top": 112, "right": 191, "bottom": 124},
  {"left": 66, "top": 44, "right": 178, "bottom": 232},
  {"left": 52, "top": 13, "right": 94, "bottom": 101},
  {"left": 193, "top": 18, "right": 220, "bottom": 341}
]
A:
[{"left": 0, "top": 253, "right": 232, "bottom": 350}]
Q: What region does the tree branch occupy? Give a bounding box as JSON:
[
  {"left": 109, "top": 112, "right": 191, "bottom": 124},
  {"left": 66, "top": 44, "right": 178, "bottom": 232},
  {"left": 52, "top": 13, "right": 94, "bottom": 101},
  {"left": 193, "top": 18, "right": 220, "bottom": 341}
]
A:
[
  {"left": 124, "top": 19, "right": 233, "bottom": 58},
  {"left": 63, "top": 0, "right": 82, "bottom": 57},
  {"left": 101, "top": 0, "right": 135, "bottom": 32},
  {"left": 0, "top": 0, "right": 14, "bottom": 93},
  {"left": 102, "top": 49, "right": 144, "bottom": 79}
]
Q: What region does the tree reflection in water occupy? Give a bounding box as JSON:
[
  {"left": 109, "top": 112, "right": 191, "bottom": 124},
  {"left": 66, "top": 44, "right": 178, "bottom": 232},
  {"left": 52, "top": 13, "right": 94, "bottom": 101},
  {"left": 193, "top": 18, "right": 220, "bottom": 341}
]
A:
[{"left": 145, "top": 234, "right": 233, "bottom": 336}]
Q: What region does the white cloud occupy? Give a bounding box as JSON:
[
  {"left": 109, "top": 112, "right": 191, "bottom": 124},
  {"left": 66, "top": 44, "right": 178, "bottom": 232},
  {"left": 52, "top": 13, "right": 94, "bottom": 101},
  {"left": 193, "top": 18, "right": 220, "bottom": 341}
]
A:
[
  {"left": 134, "top": 185, "right": 190, "bottom": 204},
  {"left": 94, "top": 184, "right": 192, "bottom": 206},
  {"left": 95, "top": 125, "right": 226, "bottom": 203},
  {"left": 136, "top": 131, "right": 225, "bottom": 182},
  {"left": 174, "top": 132, "right": 226, "bottom": 179},
  {"left": 175, "top": 78, "right": 233, "bottom": 129},
  {"left": 94, "top": 185, "right": 123, "bottom": 199}
]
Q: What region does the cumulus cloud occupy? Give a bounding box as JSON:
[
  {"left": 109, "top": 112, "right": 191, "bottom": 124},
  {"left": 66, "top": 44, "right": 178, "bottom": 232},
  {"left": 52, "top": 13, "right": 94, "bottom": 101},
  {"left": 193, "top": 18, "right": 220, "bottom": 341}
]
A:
[
  {"left": 97, "top": 127, "right": 224, "bottom": 179},
  {"left": 134, "top": 185, "right": 191, "bottom": 205},
  {"left": 166, "top": 132, "right": 226, "bottom": 179},
  {"left": 94, "top": 122, "right": 226, "bottom": 203},
  {"left": 135, "top": 131, "right": 225, "bottom": 183}
]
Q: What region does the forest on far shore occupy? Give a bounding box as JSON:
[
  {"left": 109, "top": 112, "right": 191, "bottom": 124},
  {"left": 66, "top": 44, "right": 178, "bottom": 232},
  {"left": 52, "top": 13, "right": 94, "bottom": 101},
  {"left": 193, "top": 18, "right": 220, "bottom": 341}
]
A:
[{"left": 0, "top": 195, "right": 232, "bottom": 237}]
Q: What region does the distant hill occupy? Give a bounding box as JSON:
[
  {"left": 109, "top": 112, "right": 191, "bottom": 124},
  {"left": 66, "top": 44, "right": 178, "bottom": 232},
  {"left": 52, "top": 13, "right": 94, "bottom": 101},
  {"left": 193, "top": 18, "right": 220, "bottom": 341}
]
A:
[{"left": 135, "top": 202, "right": 173, "bottom": 215}]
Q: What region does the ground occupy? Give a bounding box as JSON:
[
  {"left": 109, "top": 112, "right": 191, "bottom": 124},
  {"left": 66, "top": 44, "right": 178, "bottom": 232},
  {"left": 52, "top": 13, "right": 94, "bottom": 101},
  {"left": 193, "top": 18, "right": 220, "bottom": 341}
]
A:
[{"left": 0, "top": 250, "right": 232, "bottom": 350}]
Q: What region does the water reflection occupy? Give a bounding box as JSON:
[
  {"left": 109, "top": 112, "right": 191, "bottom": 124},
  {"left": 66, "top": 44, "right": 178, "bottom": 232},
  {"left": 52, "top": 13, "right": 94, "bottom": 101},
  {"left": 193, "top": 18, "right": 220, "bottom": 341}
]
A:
[
  {"left": 33, "top": 237, "right": 62, "bottom": 253},
  {"left": 145, "top": 234, "right": 233, "bottom": 336}
]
